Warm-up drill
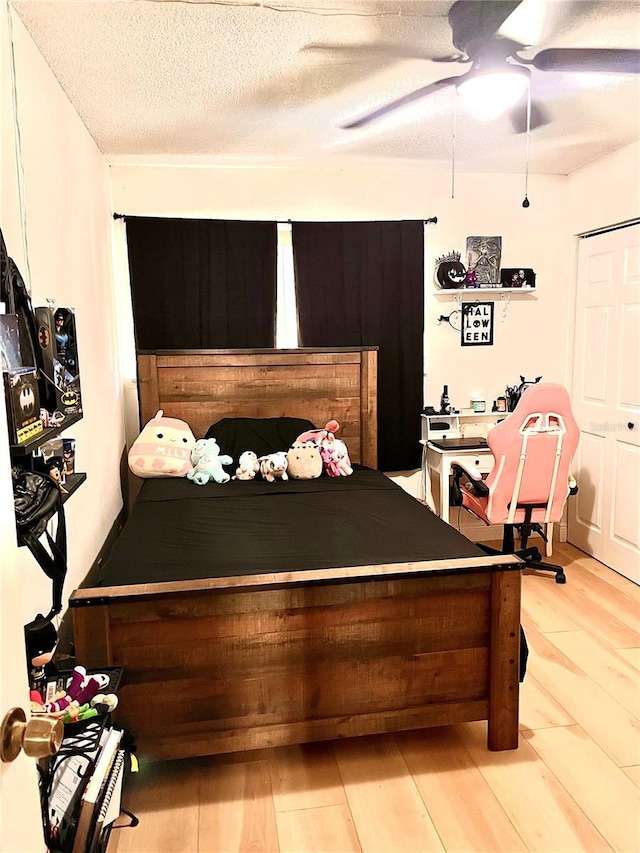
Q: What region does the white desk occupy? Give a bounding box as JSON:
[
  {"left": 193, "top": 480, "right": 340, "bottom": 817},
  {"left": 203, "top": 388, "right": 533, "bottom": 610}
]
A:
[{"left": 420, "top": 411, "right": 499, "bottom": 522}]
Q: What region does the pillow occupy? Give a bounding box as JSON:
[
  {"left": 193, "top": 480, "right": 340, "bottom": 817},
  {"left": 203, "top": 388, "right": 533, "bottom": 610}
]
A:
[
  {"left": 129, "top": 410, "right": 196, "bottom": 478},
  {"left": 205, "top": 417, "right": 316, "bottom": 462}
]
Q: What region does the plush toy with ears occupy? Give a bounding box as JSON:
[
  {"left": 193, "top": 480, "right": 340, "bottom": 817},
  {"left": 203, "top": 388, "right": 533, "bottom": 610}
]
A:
[
  {"left": 287, "top": 441, "right": 323, "bottom": 479},
  {"left": 258, "top": 452, "right": 289, "bottom": 482},
  {"left": 319, "top": 433, "right": 353, "bottom": 477},
  {"left": 296, "top": 419, "right": 340, "bottom": 446},
  {"left": 187, "top": 438, "right": 233, "bottom": 485},
  {"left": 234, "top": 451, "right": 260, "bottom": 480},
  {"left": 295, "top": 420, "right": 352, "bottom": 477}
]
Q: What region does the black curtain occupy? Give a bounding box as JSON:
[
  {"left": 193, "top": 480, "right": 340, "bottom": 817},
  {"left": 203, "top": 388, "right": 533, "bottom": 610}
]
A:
[
  {"left": 125, "top": 217, "right": 278, "bottom": 349},
  {"left": 292, "top": 221, "right": 424, "bottom": 472}
]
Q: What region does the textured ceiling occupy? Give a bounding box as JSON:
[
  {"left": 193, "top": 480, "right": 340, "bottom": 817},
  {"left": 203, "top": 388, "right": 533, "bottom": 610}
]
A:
[{"left": 11, "top": 0, "right": 640, "bottom": 175}]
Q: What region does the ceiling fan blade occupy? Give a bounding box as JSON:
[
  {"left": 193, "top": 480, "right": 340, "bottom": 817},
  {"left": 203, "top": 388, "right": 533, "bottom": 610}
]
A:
[
  {"left": 509, "top": 98, "right": 550, "bottom": 134},
  {"left": 497, "top": 0, "right": 548, "bottom": 47},
  {"left": 448, "top": 1, "right": 524, "bottom": 52},
  {"left": 341, "top": 76, "right": 460, "bottom": 130},
  {"left": 531, "top": 48, "right": 640, "bottom": 74}
]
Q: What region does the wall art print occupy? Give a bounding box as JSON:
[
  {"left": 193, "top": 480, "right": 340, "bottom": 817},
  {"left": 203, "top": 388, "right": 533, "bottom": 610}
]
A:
[
  {"left": 461, "top": 301, "right": 494, "bottom": 347},
  {"left": 466, "top": 236, "right": 502, "bottom": 285}
]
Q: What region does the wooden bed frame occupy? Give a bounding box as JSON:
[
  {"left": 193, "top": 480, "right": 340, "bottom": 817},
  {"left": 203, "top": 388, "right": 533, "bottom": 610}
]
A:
[{"left": 71, "top": 348, "right": 522, "bottom": 760}]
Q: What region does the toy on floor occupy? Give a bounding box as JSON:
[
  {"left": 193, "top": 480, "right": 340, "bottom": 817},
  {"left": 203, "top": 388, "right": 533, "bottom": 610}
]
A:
[
  {"left": 187, "top": 438, "right": 233, "bottom": 485},
  {"left": 233, "top": 450, "right": 260, "bottom": 480}
]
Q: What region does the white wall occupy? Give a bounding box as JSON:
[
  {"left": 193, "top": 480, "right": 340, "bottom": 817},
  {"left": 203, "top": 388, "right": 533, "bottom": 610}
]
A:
[
  {"left": 2, "top": 12, "right": 125, "bottom": 653},
  {"left": 111, "top": 164, "right": 571, "bottom": 427},
  {"left": 568, "top": 141, "right": 640, "bottom": 235}
]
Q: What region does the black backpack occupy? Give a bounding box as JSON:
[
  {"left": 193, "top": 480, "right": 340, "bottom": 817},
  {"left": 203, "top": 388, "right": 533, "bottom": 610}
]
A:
[{"left": 12, "top": 466, "right": 67, "bottom": 619}]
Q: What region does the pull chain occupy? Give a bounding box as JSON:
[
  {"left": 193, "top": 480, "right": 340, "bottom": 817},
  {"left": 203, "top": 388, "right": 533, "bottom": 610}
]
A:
[
  {"left": 451, "top": 86, "right": 457, "bottom": 199},
  {"left": 522, "top": 80, "right": 531, "bottom": 208}
]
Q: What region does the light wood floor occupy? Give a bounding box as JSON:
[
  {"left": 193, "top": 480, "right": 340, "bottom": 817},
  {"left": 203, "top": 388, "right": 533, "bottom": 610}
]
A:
[{"left": 110, "top": 542, "right": 640, "bottom": 853}]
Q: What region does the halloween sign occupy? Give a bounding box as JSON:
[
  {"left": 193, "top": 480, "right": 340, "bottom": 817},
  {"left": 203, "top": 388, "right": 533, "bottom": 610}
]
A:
[{"left": 461, "top": 302, "right": 494, "bottom": 347}]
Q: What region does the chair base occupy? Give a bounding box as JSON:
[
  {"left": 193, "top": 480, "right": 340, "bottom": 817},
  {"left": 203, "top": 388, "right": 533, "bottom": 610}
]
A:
[{"left": 477, "top": 542, "right": 567, "bottom": 584}]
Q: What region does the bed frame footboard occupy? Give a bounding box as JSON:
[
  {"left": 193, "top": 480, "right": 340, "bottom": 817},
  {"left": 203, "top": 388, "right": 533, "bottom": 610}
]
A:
[{"left": 71, "top": 566, "right": 520, "bottom": 760}]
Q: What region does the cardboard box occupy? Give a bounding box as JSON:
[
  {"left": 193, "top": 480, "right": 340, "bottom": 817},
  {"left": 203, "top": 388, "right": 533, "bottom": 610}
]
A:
[
  {"left": 3, "top": 367, "right": 43, "bottom": 444},
  {"left": 36, "top": 306, "right": 82, "bottom": 416}
]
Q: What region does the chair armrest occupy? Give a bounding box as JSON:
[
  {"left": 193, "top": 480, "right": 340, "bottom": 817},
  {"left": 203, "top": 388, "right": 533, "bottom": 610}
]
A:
[
  {"left": 451, "top": 461, "right": 484, "bottom": 482},
  {"left": 450, "top": 462, "right": 490, "bottom": 501}
]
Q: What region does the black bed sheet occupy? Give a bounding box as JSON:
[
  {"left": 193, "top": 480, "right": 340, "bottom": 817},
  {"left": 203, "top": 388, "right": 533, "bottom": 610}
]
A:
[{"left": 93, "top": 466, "right": 486, "bottom": 588}]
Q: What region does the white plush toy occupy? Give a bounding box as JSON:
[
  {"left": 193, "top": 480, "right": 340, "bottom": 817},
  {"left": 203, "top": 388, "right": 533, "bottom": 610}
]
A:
[
  {"left": 258, "top": 451, "right": 289, "bottom": 482},
  {"left": 187, "top": 438, "right": 233, "bottom": 485},
  {"left": 234, "top": 450, "right": 260, "bottom": 480}
]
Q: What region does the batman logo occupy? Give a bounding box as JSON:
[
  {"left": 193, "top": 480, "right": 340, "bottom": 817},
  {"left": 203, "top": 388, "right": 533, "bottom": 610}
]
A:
[
  {"left": 20, "top": 385, "right": 36, "bottom": 414},
  {"left": 38, "top": 325, "right": 50, "bottom": 349},
  {"left": 61, "top": 390, "right": 78, "bottom": 407}
]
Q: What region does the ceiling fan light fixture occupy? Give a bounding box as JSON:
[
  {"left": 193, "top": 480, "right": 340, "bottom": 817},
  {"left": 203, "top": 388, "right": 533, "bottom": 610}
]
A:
[{"left": 457, "top": 67, "right": 529, "bottom": 119}]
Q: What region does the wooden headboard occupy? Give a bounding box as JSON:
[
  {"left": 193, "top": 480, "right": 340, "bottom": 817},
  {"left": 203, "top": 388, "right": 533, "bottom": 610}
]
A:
[{"left": 136, "top": 348, "right": 378, "bottom": 468}]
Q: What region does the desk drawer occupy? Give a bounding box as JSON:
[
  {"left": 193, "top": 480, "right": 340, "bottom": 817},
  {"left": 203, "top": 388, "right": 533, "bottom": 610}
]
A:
[{"left": 449, "top": 453, "right": 495, "bottom": 473}]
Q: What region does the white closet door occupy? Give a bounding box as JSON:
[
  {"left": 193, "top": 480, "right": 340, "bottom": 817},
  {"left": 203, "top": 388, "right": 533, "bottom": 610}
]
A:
[{"left": 569, "top": 223, "right": 640, "bottom": 584}]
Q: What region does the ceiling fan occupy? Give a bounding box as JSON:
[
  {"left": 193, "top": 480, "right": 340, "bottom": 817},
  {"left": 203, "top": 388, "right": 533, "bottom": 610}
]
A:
[{"left": 335, "top": 0, "right": 640, "bottom": 133}]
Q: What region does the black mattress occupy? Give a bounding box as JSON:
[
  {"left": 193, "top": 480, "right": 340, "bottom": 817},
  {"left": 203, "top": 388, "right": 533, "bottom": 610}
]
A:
[{"left": 92, "top": 466, "right": 487, "bottom": 588}]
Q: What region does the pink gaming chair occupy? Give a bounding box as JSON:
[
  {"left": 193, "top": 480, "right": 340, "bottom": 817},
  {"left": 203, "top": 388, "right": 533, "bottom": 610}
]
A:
[{"left": 451, "top": 383, "right": 579, "bottom": 583}]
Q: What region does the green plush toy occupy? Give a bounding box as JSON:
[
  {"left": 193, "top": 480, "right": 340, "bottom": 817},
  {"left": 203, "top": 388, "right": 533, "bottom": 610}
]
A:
[
  {"left": 286, "top": 441, "right": 323, "bottom": 479},
  {"left": 187, "top": 438, "right": 233, "bottom": 485}
]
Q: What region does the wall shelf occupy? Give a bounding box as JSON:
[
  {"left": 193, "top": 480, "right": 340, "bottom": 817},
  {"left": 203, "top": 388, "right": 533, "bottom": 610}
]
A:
[
  {"left": 62, "top": 472, "right": 87, "bottom": 503},
  {"left": 10, "top": 411, "right": 85, "bottom": 545},
  {"left": 9, "top": 411, "right": 83, "bottom": 456},
  {"left": 433, "top": 288, "right": 537, "bottom": 297}
]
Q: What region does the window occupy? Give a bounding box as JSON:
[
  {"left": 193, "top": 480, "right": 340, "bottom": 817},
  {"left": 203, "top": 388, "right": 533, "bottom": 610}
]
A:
[{"left": 275, "top": 223, "right": 299, "bottom": 349}]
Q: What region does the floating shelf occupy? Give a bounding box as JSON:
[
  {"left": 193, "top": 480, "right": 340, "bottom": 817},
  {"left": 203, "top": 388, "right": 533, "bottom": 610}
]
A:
[
  {"left": 433, "top": 288, "right": 537, "bottom": 297},
  {"left": 9, "top": 412, "right": 83, "bottom": 456},
  {"left": 62, "top": 472, "right": 87, "bottom": 504}
]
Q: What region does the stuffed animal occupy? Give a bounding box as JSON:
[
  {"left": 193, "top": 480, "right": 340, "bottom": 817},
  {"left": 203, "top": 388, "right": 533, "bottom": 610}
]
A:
[
  {"left": 286, "top": 441, "right": 323, "bottom": 479},
  {"left": 295, "top": 420, "right": 352, "bottom": 477},
  {"left": 128, "top": 410, "right": 196, "bottom": 477},
  {"left": 234, "top": 450, "right": 260, "bottom": 480},
  {"left": 258, "top": 451, "right": 289, "bottom": 482},
  {"left": 187, "top": 438, "right": 233, "bottom": 485},
  {"left": 319, "top": 434, "right": 353, "bottom": 477},
  {"left": 296, "top": 419, "right": 340, "bottom": 446}
]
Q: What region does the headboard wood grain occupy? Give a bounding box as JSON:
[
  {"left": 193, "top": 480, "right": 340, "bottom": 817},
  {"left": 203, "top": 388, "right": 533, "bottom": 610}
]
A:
[{"left": 136, "top": 348, "right": 378, "bottom": 468}]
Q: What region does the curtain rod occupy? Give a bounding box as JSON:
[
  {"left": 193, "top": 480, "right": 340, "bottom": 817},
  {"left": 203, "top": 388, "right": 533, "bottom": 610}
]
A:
[{"left": 114, "top": 213, "right": 438, "bottom": 224}]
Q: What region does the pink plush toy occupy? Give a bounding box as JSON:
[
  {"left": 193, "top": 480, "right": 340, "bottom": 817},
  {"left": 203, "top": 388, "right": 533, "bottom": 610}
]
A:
[
  {"left": 296, "top": 419, "right": 341, "bottom": 446},
  {"left": 128, "top": 410, "right": 196, "bottom": 478},
  {"left": 296, "top": 420, "right": 352, "bottom": 477},
  {"left": 319, "top": 433, "right": 353, "bottom": 477}
]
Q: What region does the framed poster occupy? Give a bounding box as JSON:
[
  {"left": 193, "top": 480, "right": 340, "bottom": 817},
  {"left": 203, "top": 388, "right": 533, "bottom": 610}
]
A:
[
  {"left": 466, "top": 236, "right": 502, "bottom": 284},
  {"left": 461, "top": 302, "right": 494, "bottom": 346}
]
